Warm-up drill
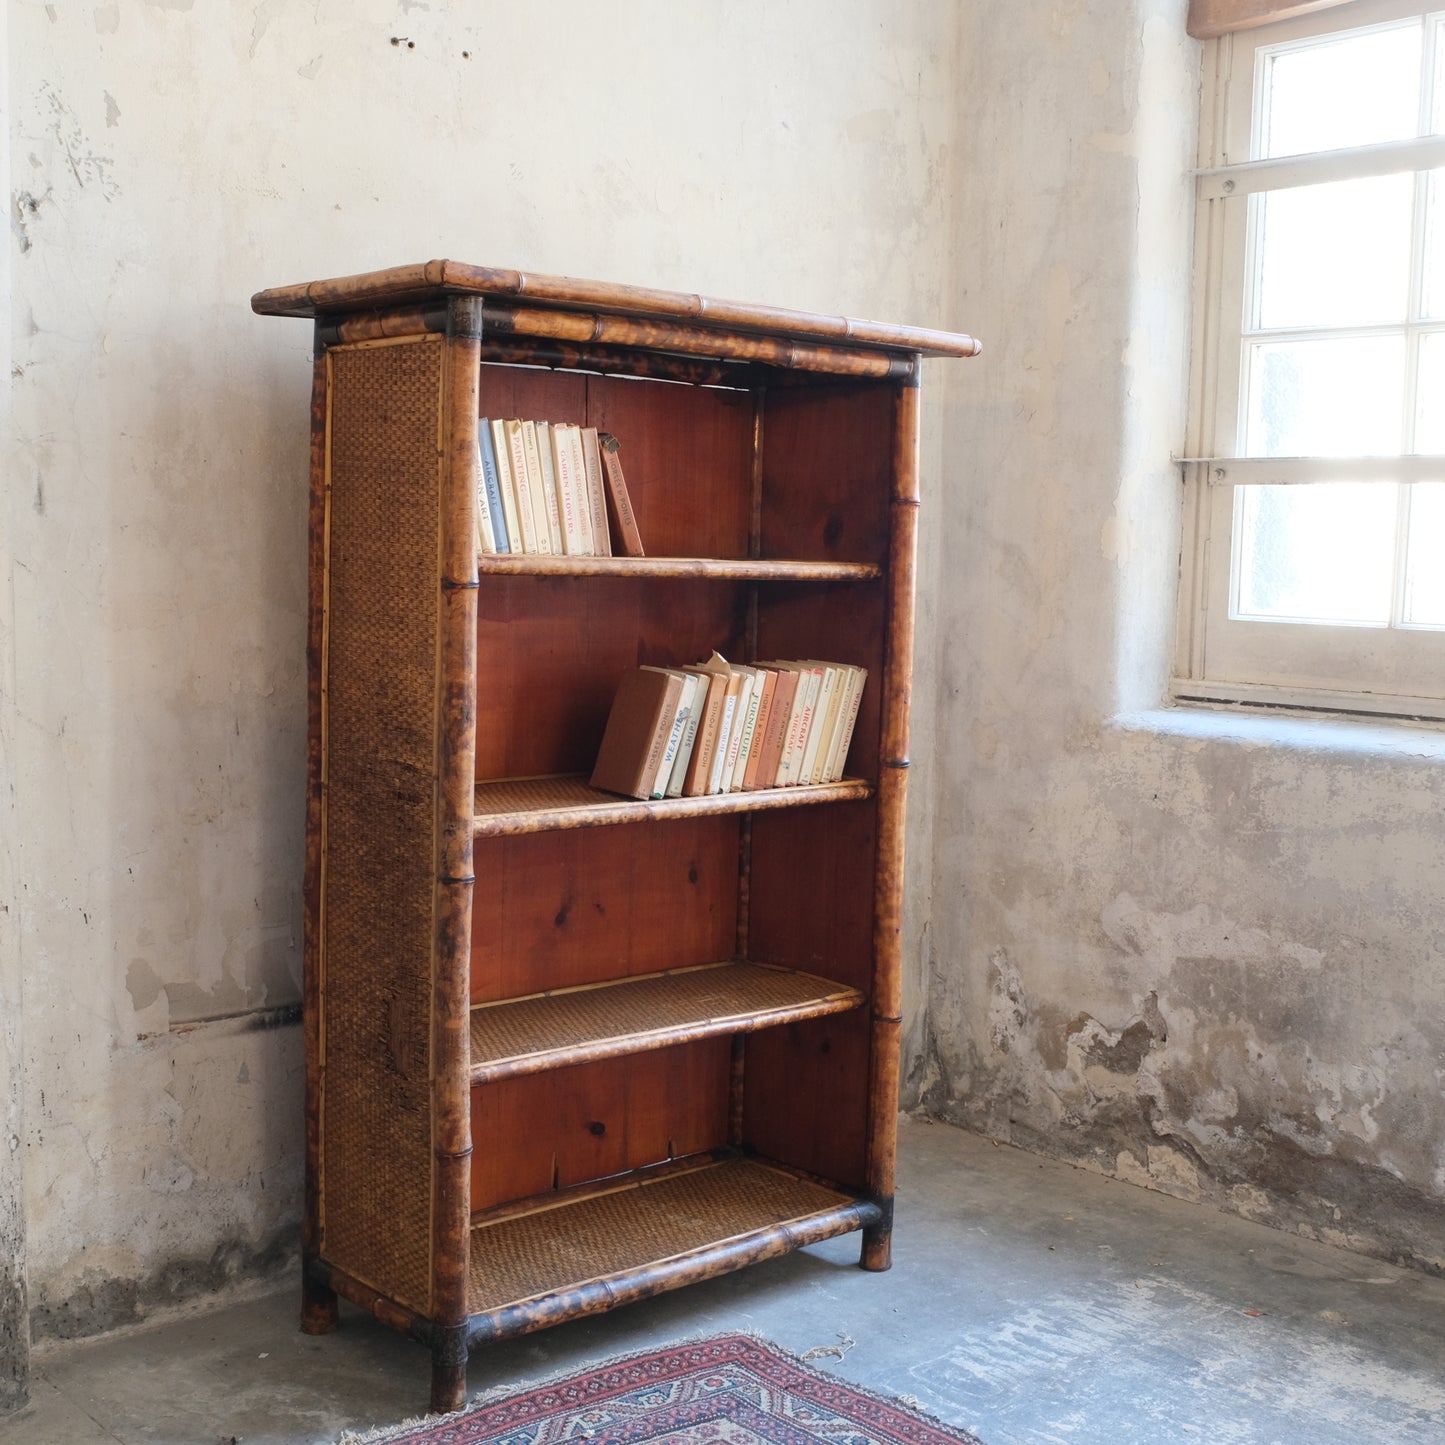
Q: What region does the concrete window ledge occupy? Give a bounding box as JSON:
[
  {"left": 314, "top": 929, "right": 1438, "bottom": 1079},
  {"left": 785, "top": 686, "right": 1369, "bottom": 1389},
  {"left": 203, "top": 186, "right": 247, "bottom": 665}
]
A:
[{"left": 1113, "top": 705, "right": 1445, "bottom": 765}]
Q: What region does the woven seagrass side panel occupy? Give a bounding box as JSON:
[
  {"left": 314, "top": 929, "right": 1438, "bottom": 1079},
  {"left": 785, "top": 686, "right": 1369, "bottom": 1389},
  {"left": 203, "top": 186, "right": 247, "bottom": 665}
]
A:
[{"left": 320, "top": 336, "right": 443, "bottom": 1315}]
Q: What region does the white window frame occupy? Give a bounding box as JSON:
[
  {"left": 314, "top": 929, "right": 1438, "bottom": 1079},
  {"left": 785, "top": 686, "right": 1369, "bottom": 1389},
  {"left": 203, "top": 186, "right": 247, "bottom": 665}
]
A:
[{"left": 1175, "top": 0, "right": 1445, "bottom": 722}]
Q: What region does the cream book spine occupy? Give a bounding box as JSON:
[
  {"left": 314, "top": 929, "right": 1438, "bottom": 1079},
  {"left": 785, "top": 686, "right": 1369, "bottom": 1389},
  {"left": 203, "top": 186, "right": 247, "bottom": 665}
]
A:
[
  {"left": 581, "top": 427, "right": 612, "bottom": 556},
  {"left": 726, "top": 666, "right": 765, "bottom": 792},
  {"left": 491, "top": 419, "right": 525, "bottom": 555},
  {"left": 502, "top": 419, "right": 538, "bottom": 554},
  {"left": 800, "top": 663, "right": 842, "bottom": 785},
  {"left": 551, "top": 423, "right": 587, "bottom": 555},
  {"left": 565, "top": 425, "right": 596, "bottom": 555},
  {"left": 534, "top": 421, "right": 565, "bottom": 555},
  {"left": 642, "top": 668, "right": 692, "bottom": 800},
  {"left": 665, "top": 673, "right": 704, "bottom": 798},
  {"left": 828, "top": 666, "right": 868, "bottom": 782},
  {"left": 520, "top": 420, "right": 553, "bottom": 555},
  {"left": 821, "top": 666, "right": 860, "bottom": 783},
  {"left": 718, "top": 668, "right": 756, "bottom": 793},
  {"left": 777, "top": 663, "right": 820, "bottom": 785}
]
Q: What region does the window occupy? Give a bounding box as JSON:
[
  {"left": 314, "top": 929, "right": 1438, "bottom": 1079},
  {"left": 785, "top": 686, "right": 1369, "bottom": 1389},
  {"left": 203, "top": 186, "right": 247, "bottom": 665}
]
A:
[{"left": 1177, "top": 0, "right": 1445, "bottom": 720}]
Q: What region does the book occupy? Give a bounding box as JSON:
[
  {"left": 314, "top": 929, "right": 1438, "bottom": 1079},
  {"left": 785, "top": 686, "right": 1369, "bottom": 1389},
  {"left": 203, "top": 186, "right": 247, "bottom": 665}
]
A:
[
  {"left": 581, "top": 427, "right": 612, "bottom": 556},
  {"left": 534, "top": 421, "right": 565, "bottom": 555},
  {"left": 705, "top": 671, "right": 739, "bottom": 794},
  {"left": 770, "top": 662, "right": 817, "bottom": 786},
  {"left": 718, "top": 667, "right": 756, "bottom": 793},
  {"left": 490, "top": 419, "right": 524, "bottom": 555},
  {"left": 751, "top": 666, "right": 798, "bottom": 791},
  {"left": 726, "top": 666, "right": 765, "bottom": 792},
  {"left": 640, "top": 667, "right": 692, "bottom": 799},
  {"left": 665, "top": 673, "right": 705, "bottom": 797},
  {"left": 799, "top": 662, "right": 840, "bottom": 785},
  {"left": 476, "top": 424, "right": 509, "bottom": 554},
  {"left": 502, "top": 419, "right": 539, "bottom": 554},
  {"left": 550, "top": 422, "right": 588, "bottom": 555},
  {"left": 590, "top": 668, "right": 685, "bottom": 799},
  {"left": 740, "top": 667, "right": 779, "bottom": 791},
  {"left": 520, "top": 421, "right": 553, "bottom": 555},
  {"left": 786, "top": 664, "right": 823, "bottom": 784},
  {"left": 825, "top": 666, "right": 867, "bottom": 782},
  {"left": 681, "top": 662, "right": 728, "bottom": 797},
  {"left": 475, "top": 442, "right": 497, "bottom": 556},
  {"left": 648, "top": 670, "right": 698, "bottom": 799},
  {"left": 598, "top": 432, "right": 645, "bottom": 556},
  {"left": 565, "top": 425, "right": 596, "bottom": 554}
]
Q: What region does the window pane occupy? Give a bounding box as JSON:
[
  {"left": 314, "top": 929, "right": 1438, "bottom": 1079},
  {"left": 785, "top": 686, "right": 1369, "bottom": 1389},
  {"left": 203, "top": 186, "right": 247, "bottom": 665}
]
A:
[
  {"left": 1434, "top": 18, "right": 1445, "bottom": 134},
  {"left": 1261, "top": 23, "right": 1421, "bottom": 158},
  {"left": 1403, "top": 483, "right": 1445, "bottom": 626},
  {"left": 1256, "top": 175, "right": 1412, "bottom": 329},
  {"left": 1423, "top": 172, "right": 1445, "bottom": 322},
  {"left": 1417, "top": 333, "right": 1445, "bottom": 454},
  {"left": 1245, "top": 336, "right": 1405, "bottom": 456},
  {"left": 1235, "top": 483, "right": 1397, "bottom": 624}
]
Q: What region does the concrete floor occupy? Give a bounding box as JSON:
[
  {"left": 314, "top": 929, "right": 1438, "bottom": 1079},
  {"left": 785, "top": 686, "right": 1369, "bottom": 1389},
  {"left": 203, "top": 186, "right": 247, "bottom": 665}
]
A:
[{"left": 5, "top": 1119, "right": 1445, "bottom": 1445}]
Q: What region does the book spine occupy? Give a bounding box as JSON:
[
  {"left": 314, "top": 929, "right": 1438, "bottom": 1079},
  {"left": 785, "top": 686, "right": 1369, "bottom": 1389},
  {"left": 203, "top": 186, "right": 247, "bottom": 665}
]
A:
[
  {"left": 552, "top": 424, "right": 584, "bottom": 555},
  {"left": 520, "top": 420, "right": 553, "bottom": 555},
  {"left": 683, "top": 673, "right": 725, "bottom": 796},
  {"left": 651, "top": 687, "right": 690, "bottom": 799},
  {"left": 581, "top": 427, "right": 612, "bottom": 556},
  {"left": 566, "top": 425, "right": 596, "bottom": 554},
  {"left": 832, "top": 668, "right": 867, "bottom": 781},
  {"left": 727, "top": 669, "right": 764, "bottom": 792},
  {"left": 598, "top": 432, "right": 645, "bottom": 557},
  {"left": 799, "top": 665, "right": 837, "bottom": 785},
  {"left": 741, "top": 669, "right": 777, "bottom": 791},
  {"left": 666, "top": 681, "right": 704, "bottom": 798},
  {"left": 535, "top": 421, "right": 565, "bottom": 555},
  {"left": 475, "top": 440, "right": 497, "bottom": 555},
  {"left": 504, "top": 420, "right": 538, "bottom": 554},
  {"left": 476, "top": 423, "right": 509, "bottom": 554},
  {"left": 708, "top": 691, "right": 739, "bottom": 795},
  {"left": 491, "top": 419, "right": 524, "bottom": 555}
]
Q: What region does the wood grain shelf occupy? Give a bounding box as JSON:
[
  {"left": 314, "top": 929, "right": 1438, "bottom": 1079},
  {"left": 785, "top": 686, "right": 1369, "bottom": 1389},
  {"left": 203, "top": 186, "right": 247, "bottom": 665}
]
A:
[
  {"left": 469, "top": 961, "right": 863, "bottom": 1085},
  {"left": 474, "top": 773, "right": 873, "bottom": 837},
  {"left": 465, "top": 1155, "right": 879, "bottom": 1334},
  {"left": 476, "top": 554, "right": 882, "bottom": 581}
]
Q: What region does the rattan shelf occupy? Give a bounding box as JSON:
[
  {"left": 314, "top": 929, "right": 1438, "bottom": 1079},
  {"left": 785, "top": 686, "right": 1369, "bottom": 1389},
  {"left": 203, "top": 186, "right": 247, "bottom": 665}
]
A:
[
  {"left": 465, "top": 1155, "right": 879, "bottom": 1334},
  {"left": 476, "top": 554, "right": 882, "bottom": 581},
  {"left": 473, "top": 773, "right": 873, "bottom": 837},
  {"left": 469, "top": 961, "right": 863, "bottom": 1084}
]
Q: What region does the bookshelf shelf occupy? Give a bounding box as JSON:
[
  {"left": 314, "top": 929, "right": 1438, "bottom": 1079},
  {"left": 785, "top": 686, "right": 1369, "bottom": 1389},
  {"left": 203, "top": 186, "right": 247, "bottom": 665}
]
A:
[
  {"left": 473, "top": 773, "right": 872, "bottom": 837},
  {"left": 465, "top": 1155, "right": 878, "bottom": 1332},
  {"left": 468, "top": 961, "right": 863, "bottom": 1085},
  {"left": 476, "top": 555, "right": 882, "bottom": 582},
  {"left": 256, "top": 258, "right": 975, "bottom": 1410}
]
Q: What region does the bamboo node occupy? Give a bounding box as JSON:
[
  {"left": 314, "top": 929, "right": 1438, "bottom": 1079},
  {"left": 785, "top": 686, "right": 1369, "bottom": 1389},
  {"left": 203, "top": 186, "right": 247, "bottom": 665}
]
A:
[
  {"left": 883, "top": 759, "right": 911, "bottom": 770},
  {"left": 441, "top": 576, "right": 480, "bottom": 591},
  {"left": 439, "top": 874, "right": 477, "bottom": 887}
]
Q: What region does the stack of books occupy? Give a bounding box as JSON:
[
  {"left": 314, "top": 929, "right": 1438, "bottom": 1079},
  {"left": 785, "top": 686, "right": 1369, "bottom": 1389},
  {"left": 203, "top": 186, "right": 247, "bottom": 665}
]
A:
[
  {"left": 476, "top": 419, "right": 643, "bottom": 558},
  {"left": 590, "top": 652, "right": 867, "bottom": 801}
]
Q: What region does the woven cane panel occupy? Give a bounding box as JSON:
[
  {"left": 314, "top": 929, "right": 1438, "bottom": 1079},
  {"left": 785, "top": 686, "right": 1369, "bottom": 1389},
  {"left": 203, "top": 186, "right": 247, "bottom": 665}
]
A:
[
  {"left": 469, "top": 962, "right": 861, "bottom": 1079},
  {"left": 468, "top": 1159, "right": 849, "bottom": 1314},
  {"left": 321, "top": 337, "right": 444, "bottom": 1314}
]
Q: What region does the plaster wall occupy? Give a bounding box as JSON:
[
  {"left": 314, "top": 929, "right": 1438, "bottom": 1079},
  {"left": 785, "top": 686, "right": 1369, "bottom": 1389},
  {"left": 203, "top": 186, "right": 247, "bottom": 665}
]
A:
[
  {"left": 925, "top": 0, "right": 1445, "bottom": 1272},
  {"left": 6, "top": 0, "right": 961, "bottom": 1353}
]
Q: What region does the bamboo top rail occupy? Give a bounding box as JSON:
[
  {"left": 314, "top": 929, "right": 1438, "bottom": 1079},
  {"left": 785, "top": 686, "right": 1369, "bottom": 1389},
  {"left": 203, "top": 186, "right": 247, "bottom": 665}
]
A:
[{"left": 251, "top": 260, "right": 982, "bottom": 360}]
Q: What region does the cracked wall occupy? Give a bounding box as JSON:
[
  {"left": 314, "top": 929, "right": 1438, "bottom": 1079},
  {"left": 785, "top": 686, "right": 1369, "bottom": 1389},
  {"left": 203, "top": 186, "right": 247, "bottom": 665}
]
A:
[
  {"left": 924, "top": 0, "right": 1445, "bottom": 1274},
  {"left": 6, "top": 0, "right": 962, "bottom": 1364}
]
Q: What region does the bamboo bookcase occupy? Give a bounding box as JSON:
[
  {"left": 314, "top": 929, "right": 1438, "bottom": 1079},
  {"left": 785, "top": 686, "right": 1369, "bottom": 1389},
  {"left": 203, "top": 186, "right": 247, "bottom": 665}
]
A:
[{"left": 252, "top": 262, "right": 979, "bottom": 1412}]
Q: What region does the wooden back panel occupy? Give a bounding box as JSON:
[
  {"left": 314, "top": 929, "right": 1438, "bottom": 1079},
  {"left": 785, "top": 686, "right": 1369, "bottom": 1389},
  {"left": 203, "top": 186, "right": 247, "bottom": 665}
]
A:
[
  {"left": 470, "top": 1041, "right": 731, "bottom": 1211},
  {"left": 471, "top": 818, "right": 740, "bottom": 1002}
]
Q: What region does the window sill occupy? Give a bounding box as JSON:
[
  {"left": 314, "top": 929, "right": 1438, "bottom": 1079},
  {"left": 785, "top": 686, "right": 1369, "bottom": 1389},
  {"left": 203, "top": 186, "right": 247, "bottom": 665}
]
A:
[{"left": 1113, "top": 701, "right": 1445, "bottom": 763}]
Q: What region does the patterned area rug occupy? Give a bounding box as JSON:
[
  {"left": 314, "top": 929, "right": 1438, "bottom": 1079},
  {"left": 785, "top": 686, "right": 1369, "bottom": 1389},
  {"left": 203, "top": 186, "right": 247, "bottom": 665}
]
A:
[{"left": 341, "top": 1333, "right": 984, "bottom": 1445}]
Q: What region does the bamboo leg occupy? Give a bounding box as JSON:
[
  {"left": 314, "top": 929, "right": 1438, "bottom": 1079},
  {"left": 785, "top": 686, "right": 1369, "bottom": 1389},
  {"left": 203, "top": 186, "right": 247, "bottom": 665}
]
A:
[
  {"left": 430, "top": 1355, "right": 467, "bottom": 1415},
  {"left": 300, "top": 1270, "right": 339, "bottom": 1334}
]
